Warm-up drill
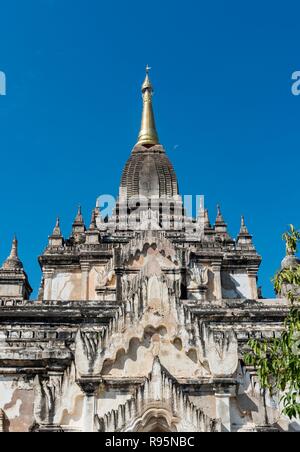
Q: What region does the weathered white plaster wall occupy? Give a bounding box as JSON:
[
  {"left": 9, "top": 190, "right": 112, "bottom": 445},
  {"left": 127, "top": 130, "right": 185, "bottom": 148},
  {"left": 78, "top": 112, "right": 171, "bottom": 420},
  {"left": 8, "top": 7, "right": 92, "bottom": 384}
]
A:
[
  {"left": 0, "top": 377, "right": 34, "bottom": 432},
  {"left": 51, "top": 272, "right": 81, "bottom": 301},
  {"left": 222, "top": 272, "right": 252, "bottom": 299}
]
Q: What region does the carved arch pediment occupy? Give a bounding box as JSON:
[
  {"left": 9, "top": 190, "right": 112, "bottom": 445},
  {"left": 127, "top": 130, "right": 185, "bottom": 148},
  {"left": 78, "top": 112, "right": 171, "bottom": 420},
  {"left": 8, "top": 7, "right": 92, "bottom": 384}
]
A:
[
  {"left": 95, "top": 357, "right": 220, "bottom": 433},
  {"left": 126, "top": 407, "right": 179, "bottom": 432},
  {"left": 120, "top": 232, "right": 180, "bottom": 269}
]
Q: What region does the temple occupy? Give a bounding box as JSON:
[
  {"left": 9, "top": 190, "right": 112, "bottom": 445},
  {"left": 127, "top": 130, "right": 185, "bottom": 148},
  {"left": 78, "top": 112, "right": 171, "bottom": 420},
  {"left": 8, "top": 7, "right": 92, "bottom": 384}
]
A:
[{"left": 0, "top": 69, "right": 298, "bottom": 433}]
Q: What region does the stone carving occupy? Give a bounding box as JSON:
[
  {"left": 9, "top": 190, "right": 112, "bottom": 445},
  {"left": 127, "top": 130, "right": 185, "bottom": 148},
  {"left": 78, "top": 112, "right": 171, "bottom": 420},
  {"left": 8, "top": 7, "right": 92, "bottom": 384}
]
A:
[
  {"left": 120, "top": 231, "right": 178, "bottom": 267},
  {"left": 33, "top": 375, "right": 63, "bottom": 427},
  {"left": 189, "top": 262, "right": 209, "bottom": 287},
  {"left": 139, "top": 209, "right": 160, "bottom": 231},
  {"left": 186, "top": 262, "right": 209, "bottom": 301},
  {"left": 75, "top": 330, "right": 103, "bottom": 376},
  {"left": 203, "top": 326, "right": 238, "bottom": 377},
  {"left": 32, "top": 364, "right": 80, "bottom": 432},
  {"left": 95, "top": 357, "right": 221, "bottom": 432},
  {"left": 189, "top": 262, "right": 208, "bottom": 287},
  {"left": 95, "top": 266, "right": 115, "bottom": 288}
]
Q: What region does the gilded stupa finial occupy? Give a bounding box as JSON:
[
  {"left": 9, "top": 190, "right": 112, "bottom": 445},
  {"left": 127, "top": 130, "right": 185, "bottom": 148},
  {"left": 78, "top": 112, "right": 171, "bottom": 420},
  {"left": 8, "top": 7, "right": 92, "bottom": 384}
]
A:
[{"left": 137, "top": 66, "right": 160, "bottom": 147}]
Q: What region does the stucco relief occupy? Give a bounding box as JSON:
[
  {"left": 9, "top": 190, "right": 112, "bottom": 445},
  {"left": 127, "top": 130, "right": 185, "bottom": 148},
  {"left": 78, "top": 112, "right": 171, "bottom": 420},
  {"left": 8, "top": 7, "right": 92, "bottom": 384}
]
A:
[
  {"left": 96, "top": 358, "right": 221, "bottom": 433},
  {"left": 203, "top": 326, "right": 238, "bottom": 377},
  {"left": 33, "top": 363, "right": 82, "bottom": 430},
  {"left": 74, "top": 247, "right": 210, "bottom": 382}
]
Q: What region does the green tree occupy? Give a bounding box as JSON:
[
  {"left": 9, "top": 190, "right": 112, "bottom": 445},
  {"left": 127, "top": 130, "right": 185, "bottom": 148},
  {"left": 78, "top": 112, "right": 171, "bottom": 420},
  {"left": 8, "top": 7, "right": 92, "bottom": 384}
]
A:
[{"left": 244, "top": 225, "right": 300, "bottom": 420}]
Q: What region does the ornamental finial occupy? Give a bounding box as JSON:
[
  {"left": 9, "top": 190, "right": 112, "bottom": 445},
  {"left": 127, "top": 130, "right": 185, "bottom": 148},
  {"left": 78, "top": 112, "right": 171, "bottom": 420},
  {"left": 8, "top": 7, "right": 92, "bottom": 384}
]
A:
[{"left": 137, "top": 66, "right": 159, "bottom": 147}]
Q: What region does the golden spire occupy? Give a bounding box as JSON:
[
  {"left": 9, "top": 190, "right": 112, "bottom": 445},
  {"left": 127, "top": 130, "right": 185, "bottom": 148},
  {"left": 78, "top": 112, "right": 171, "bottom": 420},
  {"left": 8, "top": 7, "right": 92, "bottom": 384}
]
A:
[{"left": 137, "top": 65, "right": 160, "bottom": 146}]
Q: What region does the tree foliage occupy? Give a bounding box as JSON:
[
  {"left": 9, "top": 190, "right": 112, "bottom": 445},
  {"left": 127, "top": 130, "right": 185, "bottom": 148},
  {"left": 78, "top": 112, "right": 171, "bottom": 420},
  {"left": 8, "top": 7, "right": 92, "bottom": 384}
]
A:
[
  {"left": 244, "top": 225, "right": 300, "bottom": 419},
  {"left": 283, "top": 224, "right": 300, "bottom": 256}
]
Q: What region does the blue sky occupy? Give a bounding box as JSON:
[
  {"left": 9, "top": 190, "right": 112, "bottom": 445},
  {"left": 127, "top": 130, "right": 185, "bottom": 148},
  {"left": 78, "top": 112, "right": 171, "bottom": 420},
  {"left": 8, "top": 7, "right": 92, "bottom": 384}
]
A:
[{"left": 0, "top": 0, "right": 299, "bottom": 298}]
